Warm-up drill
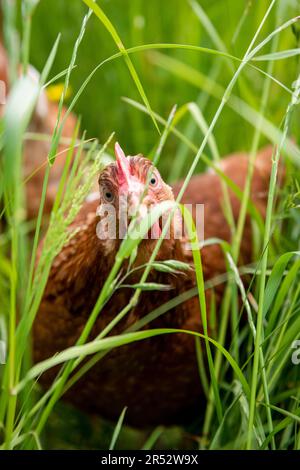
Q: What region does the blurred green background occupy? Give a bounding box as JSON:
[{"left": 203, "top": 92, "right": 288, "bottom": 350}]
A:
[{"left": 23, "top": 0, "right": 300, "bottom": 180}]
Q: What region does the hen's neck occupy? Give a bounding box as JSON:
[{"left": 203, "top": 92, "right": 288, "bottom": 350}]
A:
[{"left": 51, "top": 200, "right": 191, "bottom": 314}]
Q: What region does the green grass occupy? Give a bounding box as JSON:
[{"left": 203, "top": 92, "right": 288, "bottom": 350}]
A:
[{"left": 0, "top": 0, "right": 300, "bottom": 450}]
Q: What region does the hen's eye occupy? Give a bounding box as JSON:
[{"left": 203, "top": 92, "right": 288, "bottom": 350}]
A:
[
  {"left": 149, "top": 175, "right": 158, "bottom": 186},
  {"left": 103, "top": 190, "right": 114, "bottom": 202}
]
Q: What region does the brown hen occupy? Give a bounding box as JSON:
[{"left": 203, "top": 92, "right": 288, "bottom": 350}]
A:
[
  {"left": 33, "top": 142, "right": 278, "bottom": 427},
  {"left": 0, "top": 42, "right": 78, "bottom": 220}
]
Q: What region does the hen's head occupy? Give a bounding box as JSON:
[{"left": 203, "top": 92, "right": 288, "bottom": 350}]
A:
[{"left": 97, "top": 143, "right": 177, "bottom": 260}]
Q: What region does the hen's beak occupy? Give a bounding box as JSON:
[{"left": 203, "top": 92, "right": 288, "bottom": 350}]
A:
[
  {"left": 127, "top": 193, "right": 162, "bottom": 239},
  {"left": 115, "top": 142, "right": 162, "bottom": 239}
]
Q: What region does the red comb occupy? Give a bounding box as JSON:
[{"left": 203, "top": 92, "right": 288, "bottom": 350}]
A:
[{"left": 115, "top": 142, "right": 131, "bottom": 188}]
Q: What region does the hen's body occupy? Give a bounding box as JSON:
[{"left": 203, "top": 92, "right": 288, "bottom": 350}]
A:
[{"left": 34, "top": 146, "right": 275, "bottom": 426}]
